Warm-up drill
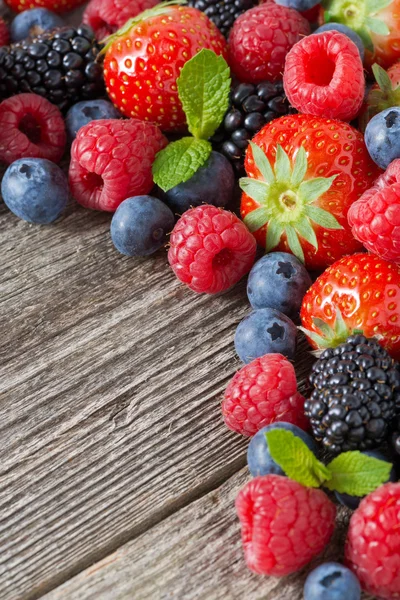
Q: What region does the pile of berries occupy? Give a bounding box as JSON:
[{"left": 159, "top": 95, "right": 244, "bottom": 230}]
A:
[{"left": 3, "top": 0, "right": 400, "bottom": 596}]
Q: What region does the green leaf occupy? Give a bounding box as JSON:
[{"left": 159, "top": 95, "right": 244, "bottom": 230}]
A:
[
  {"left": 333, "top": 308, "right": 350, "bottom": 339},
  {"left": 152, "top": 137, "right": 212, "bottom": 192},
  {"left": 325, "top": 451, "right": 392, "bottom": 496},
  {"left": 274, "top": 145, "right": 291, "bottom": 183},
  {"left": 298, "top": 175, "right": 336, "bottom": 204},
  {"left": 243, "top": 207, "right": 271, "bottom": 233},
  {"left": 304, "top": 205, "right": 343, "bottom": 230},
  {"left": 365, "top": 16, "right": 390, "bottom": 35},
  {"left": 266, "top": 429, "right": 331, "bottom": 488},
  {"left": 177, "top": 49, "right": 231, "bottom": 140},
  {"left": 249, "top": 142, "right": 275, "bottom": 185},
  {"left": 239, "top": 178, "right": 270, "bottom": 205},
  {"left": 372, "top": 63, "right": 393, "bottom": 92},
  {"left": 366, "top": 0, "right": 393, "bottom": 15},
  {"left": 265, "top": 220, "right": 284, "bottom": 252},
  {"left": 294, "top": 216, "right": 318, "bottom": 250},
  {"left": 291, "top": 147, "right": 308, "bottom": 187},
  {"left": 357, "top": 28, "right": 374, "bottom": 53},
  {"left": 285, "top": 225, "right": 305, "bottom": 263},
  {"left": 312, "top": 318, "right": 335, "bottom": 339},
  {"left": 298, "top": 326, "right": 330, "bottom": 348}
]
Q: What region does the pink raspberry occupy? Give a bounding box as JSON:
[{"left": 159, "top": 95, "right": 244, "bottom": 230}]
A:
[
  {"left": 83, "top": 0, "right": 158, "bottom": 40},
  {"left": 0, "top": 93, "right": 66, "bottom": 165},
  {"left": 236, "top": 475, "right": 336, "bottom": 576},
  {"left": 222, "top": 353, "right": 308, "bottom": 436},
  {"left": 345, "top": 482, "right": 400, "bottom": 598},
  {"left": 168, "top": 205, "right": 256, "bottom": 294},
  {"left": 228, "top": 2, "right": 310, "bottom": 84},
  {"left": 283, "top": 31, "right": 365, "bottom": 121},
  {"left": 68, "top": 119, "right": 167, "bottom": 212},
  {"left": 0, "top": 17, "right": 9, "bottom": 46}
]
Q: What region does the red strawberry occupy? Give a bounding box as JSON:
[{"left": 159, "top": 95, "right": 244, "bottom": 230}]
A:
[
  {"left": 239, "top": 114, "right": 381, "bottom": 270},
  {"left": 83, "top": 0, "right": 159, "bottom": 40},
  {"left": 103, "top": 3, "right": 227, "bottom": 132},
  {"left": 4, "top": 0, "right": 84, "bottom": 13},
  {"left": 359, "top": 62, "right": 400, "bottom": 131},
  {"left": 300, "top": 253, "right": 400, "bottom": 359}
]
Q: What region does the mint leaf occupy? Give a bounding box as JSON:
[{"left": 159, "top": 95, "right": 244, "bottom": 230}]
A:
[
  {"left": 243, "top": 206, "right": 270, "bottom": 232},
  {"left": 152, "top": 137, "right": 212, "bottom": 192},
  {"left": 249, "top": 142, "right": 275, "bottom": 185},
  {"left": 365, "top": 16, "right": 390, "bottom": 35},
  {"left": 177, "top": 49, "right": 230, "bottom": 140},
  {"left": 304, "top": 205, "right": 343, "bottom": 229},
  {"left": 266, "top": 429, "right": 331, "bottom": 488},
  {"left": 325, "top": 451, "right": 392, "bottom": 496}
]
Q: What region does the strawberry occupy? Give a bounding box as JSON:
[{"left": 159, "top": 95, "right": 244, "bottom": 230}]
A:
[
  {"left": 239, "top": 114, "right": 381, "bottom": 270},
  {"left": 300, "top": 253, "right": 400, "bottom": 360},
  {"left": 102, "top": 1, "right": 227, "bottom": 132},
  {"left": 4, "top": 0, "right": 84, "bottom": 13},
  {"left": 359, "top": 62, "right": 400, "bottom": 131}
]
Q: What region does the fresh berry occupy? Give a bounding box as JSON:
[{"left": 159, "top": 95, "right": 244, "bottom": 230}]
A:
[
  {"left": 0, "top": 93, "right": 66, "bottom": 165},
  {"left": 10, "top": 9, "right": 64, "bottom": 42},
  {"left": 103, "top": 4, "right": 227, "bottom": 131},
  {"left": 0, "top": 26, "right": 104, "bottom": 113},
  {"left": 167, "top": 204, "right": 256, "bottom": 294},
  {"left": 300, "top": 253, "right": 400, "bottom": 359},
  {"left": 222, "top": 355, "right": 307, "bottom": 436},
  {"left": 65, "top": 99, "right": 121, "bottom": 143},
  {"left": 187, "top": 0, "right": 257, "bottom": 37},
  {"left": 305, "top": 334, "right": 400, "bottom": 454},
  {"left": 110, "top": 195, "right": 175, "bottom": 256},
  {"left": 247, "top": 252, "right": 312, "bottom": 319},
  {"left": 69, "top": 118, "right": 167, "bottom": 212},
  {"left": 0, "top": 16, "right": 9, "bottom": 46},
  {"left": 212, "top": 80, "right": 296, "bottom": 173},
  {"left": 365, "top": 107, "right": 400, "bottom": 170},
  {"left": 283, "top": 31, "right": 364, "bottom": 122},
  {"left": 228, "top": 2, "right": 310, "bottom": 84},
  {"left": 247, "top": 422, "right": 316, "bottom": 476},
  {"left": 275, "top": 0, "right": 319, "bottom": 14},
  {"left": 162, "top": 151, "right": 234, "bottom": 215},
  {"left": 335, "top": 450, "right": 396, "bottom": 510},
  {"left": 234, "top": 308, "right": 297, "bottom": 363},
  {"left": 83, "top": 0, "right": 158, "bottom": 40},
  {"left": 236, "top": 475, "right": 336, "bottom": 576},
  {"left": 345, "top": 482, "right": 400, "bottom": 598},
  {"left": 1, "top": 157, "right": 68, "bottom": 224},
  {"left": 359, "top": 63, "right": 400, "bottom": 132},
  {"left": 312, "top": 23, "right": 364, "bottom": 61},
  {"left": 304, "top": 562, "right": 361, "bottom": 600},
  {"left": 4, "top": 0, "right": 85, "bottom": 13},
  {"left": 240, "top": 115, "right": 380, "bottom": 271}
]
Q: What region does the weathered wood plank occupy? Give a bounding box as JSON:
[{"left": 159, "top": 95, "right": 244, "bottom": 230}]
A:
[{"left": 42, "top": 468, "right": 374, "bottom": 600}]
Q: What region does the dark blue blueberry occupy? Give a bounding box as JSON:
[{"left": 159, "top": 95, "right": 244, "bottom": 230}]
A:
[
  {"left": 313, "top": 23, "right": 365, "bottom": 62},
  {"left": 247, "top": 252, "right": 312, "bottom": 319},
  {"left": 1, "top": 158, "right": 68, "bottom": 224},
  {"left": 10, "top": 9, "right": 65, "bottom": 43},
  {"left": 365, "top": 107, "right": 400, "bottom": 169},
  {"left": 110, "top": 195, "right": 175, "bottom": 257},
  {"left": 234, "top": 308, "right": 297, "bottom": 363},
  {"left": 274, "top": 0, "right": 319, "bottom": 12},
  {"left": 163, "top": 151, "right": 235, "bottom": 214},
  {"left": 65, "top": 100, "right": 121, "bottom": 143},
  {"left": 335, "top": 450, "right": 396, "bottom": 510},
  {"left": 247, "top": 422, "right": 317, "bottom": 477},
  {"left": 304, "top": 562, "right": 361, "bottom": 600}
]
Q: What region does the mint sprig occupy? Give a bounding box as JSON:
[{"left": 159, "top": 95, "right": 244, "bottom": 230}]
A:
[
  {"left": 153, "top": 49, "right": 231, "bottom": 192},
  {"left": 266, "top": 429, "right": 393, "bottom": 497}
]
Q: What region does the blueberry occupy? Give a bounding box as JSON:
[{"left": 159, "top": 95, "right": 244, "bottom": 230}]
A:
[
  {"left": 234, "top": 308, "right": 297, "bottom": 363},
  {"left": 335, "top": 449, "right": 396, "bottom": 510},
  {"left": 304, "top": 562, "right": 361, "bottom": 600},
  {"left": 247, "top": 252, "right": 312, "bottom": 318},
  {"left": 1, "top": 158, "right": 68, "bottom": 224},
  {"left": 10, "top": 9, "right": 65, "bottom": 43},
  {"left": 110, "top": 195, "right": 175, "bottom": 257},
  {"left": 274, "top": 0, "right": 319, "bottom": 12},
  {"left": 313, "top": 24, "right": 365, "bottom": 62},
  {"left": 163, "top": 151, "right": 235, "bottom": 214},
  {"left": 365, "top": 107, "right": 400, "bottom": 169},
  {"left": 248, "top": 422, "right": 317, "bottom": 477},
  {"left": 65, "top": 100, "right": 121, "bottom": 143}
]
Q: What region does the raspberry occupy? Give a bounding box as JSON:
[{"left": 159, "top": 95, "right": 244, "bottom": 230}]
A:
[
  {"left": 222, "top": 353, "right": 308, "bottom": 436},
  {"left": 283, "top": 31, "right": 365, "bottom": 121},
  {"left": 236, "top": 475, "right": 336, "bottom": 576},
  {"left": 68, "top": 119, "right": 167, "bottom": 212},
  {"left": 0, "top": 93, "right": 66, "bottom": 165},
  {"left": 83, "top": 0, "right": 158, "bottom": 40},
  {"left": 168, "top": 205, "right": 256, "bottom": 294},
  {"left": 0, "top": 17, "right": 9, "bottom": 46},
  {"left": 345, "top": 482, "right": 400, "bottom": 598},
  {"left": 228, "top": 2, "right": 310, "bottom": 84}
]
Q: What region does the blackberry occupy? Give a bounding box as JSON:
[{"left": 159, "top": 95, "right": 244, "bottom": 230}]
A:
[
  {"left": 305, "top": 335, "right": 400, "bottom": 454},
  {"left": 0, "top": 25, "right": 104, "bottom": 112},
  {"left": 212, "top": 81, "right": 295, "bottom": 174},
  {"left": 187, "top": 0, "right": 257, "bottom": 37}
]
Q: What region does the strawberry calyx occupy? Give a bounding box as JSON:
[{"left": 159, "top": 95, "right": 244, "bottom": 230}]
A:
[
  {"left": 239, "top": 142, "right": 342, "bottom": 263},
  {"left": 299, "top": 308, "right": 361, "bottom": 353},
  {"left": 369, "top": 62, "right": 400, "bottom": 110}
]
